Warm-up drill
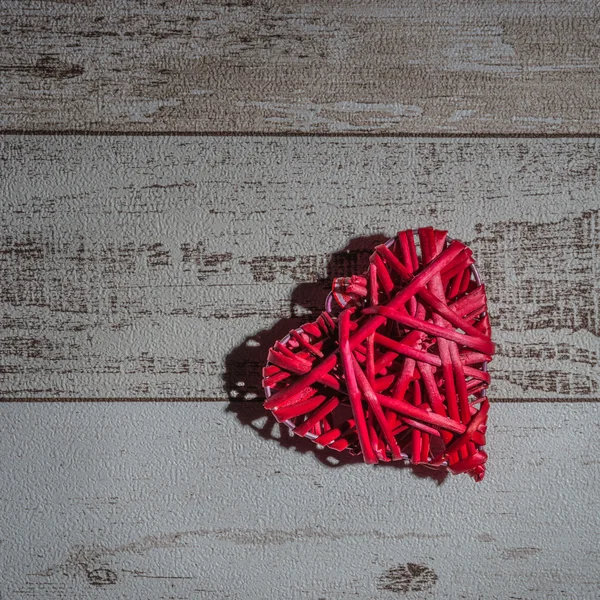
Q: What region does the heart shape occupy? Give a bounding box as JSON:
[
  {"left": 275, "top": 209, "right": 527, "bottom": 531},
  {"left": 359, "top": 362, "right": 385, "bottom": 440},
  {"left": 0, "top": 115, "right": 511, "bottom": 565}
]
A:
[{"left": 263, "top": 228, "right": 494, "bottom": 480}]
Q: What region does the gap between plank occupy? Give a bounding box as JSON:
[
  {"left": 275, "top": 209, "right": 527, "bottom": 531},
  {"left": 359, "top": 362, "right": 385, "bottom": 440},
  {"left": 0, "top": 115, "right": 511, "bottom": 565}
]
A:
[
  {"left": 0, "top": 397, "right": 598, "bottom": 403},
  {"left": 2, "top": 130, "right": 600, "bottom": 139}
]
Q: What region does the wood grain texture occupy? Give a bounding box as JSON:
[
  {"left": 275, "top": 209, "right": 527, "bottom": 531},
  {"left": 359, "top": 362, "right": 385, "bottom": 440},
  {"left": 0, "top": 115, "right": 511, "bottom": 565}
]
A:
[
  {"left": 0, "top": 401, "right": 598, "bottom": 599},
  {"left": 1, "top": 136, "right": 599, "bottom": 400},
  {"left": 2, "top": 0, "right": 600, "bottom": 134}
]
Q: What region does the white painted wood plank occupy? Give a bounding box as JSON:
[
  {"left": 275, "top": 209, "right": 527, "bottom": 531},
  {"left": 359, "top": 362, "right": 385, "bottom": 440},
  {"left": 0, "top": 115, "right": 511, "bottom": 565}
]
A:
[
  {"left": 0, "top": 402, "right": 598, "bottom": 599},
  {"left": 1, "top": 0, "right": 600, "bottom": 134},
  {"left": 1, "top": 136, "right": 599, "bottom": 399}
]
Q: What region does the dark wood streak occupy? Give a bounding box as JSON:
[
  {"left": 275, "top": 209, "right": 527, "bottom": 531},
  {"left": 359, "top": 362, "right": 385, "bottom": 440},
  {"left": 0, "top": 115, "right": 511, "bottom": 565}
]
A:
[
  {"left": 1, "top": 55, "right": 85, "bottom": 80},
  {"left": 495, "top": 369, "right": 598, "bottom": 395},
  {"left": 87, "top": 568, "right": 117, "bottom": 587},
  {"left": 472, "top": 210, "right": 600, "bottom": 337},
  {"left": 377, "top": 563, "right": 438, "bottom": 594}
]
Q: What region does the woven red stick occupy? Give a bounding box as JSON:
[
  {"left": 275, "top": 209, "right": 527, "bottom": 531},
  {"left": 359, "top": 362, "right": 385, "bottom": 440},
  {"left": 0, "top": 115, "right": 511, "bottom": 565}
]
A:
[{"left": 263, "top": 228, "right": 494, "bottom": 481}]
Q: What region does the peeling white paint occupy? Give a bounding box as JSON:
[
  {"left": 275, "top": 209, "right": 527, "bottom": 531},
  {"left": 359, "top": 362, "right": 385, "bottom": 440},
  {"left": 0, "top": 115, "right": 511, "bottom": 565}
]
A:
[
  {"left": 449, "top": 109, "right": 476, "bottom": 122},
  {"left": 105, "top": 98, "right": 181, "bottom": 123},
  {"left": 443, "top": 25, "right": 521, "bottom": 74},
  {"left": 243, "top": 100, "right": 423, "bottom": 132},
  {"left": 513, "top": 116, "right": 565, "bottom": 125},
  {"left": 527, "top": 64, "right": 594, "bottom": 72}
]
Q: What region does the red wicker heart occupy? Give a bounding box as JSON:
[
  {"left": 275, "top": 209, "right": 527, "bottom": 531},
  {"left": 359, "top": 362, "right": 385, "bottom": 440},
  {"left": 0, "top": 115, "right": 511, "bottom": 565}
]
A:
[{"left": 263, "top": 227, "right": 493, "bottom": 481}]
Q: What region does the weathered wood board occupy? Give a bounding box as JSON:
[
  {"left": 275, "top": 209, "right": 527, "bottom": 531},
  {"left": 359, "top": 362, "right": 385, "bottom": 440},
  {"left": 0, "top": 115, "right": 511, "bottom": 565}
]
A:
[
  {"left": 1, "top": 136, "right": 599, "bottom": 399},
  {"left": 2, "top": 0, "right": 600, "bottom": 134},
  {"left": 0, "top": 401, "right": 598, "bottom": 599}
]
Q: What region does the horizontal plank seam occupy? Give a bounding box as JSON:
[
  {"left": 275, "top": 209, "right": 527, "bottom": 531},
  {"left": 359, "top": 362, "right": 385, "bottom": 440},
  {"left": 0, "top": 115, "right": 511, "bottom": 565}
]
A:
[
  {"left": 3, "top": 130, "right": 600, "bottom": 139},
  {"left": 0, "top": 398, "right": 598, "bottom": 403}
]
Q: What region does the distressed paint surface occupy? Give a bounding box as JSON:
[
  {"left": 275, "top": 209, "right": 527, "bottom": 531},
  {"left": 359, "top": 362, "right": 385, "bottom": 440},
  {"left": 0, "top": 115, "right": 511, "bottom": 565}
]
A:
[
  {"left": 2, "top": 136, "right": 599, "bottom": 399},
  {"left": 1, "top": 0, "right": 600, "bottom": 133},
  {"left": 0, "top": 402, "right": 598, "bottom": 599},
  {"left": 2, "top": 2, "right": 600, "bottom": 595}
]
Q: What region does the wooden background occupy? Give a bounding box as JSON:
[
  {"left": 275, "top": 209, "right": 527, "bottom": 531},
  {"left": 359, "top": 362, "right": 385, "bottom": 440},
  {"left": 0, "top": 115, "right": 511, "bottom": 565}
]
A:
[{"left": 1, "top": 1, "right": 599, "bottom": 599}]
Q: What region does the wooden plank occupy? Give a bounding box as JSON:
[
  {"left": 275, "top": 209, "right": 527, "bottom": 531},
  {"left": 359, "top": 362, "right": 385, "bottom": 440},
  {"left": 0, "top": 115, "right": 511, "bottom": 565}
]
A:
[
  {"left": 0, "top": 401, "right": 598, "bottom": 599},
  {"left": 1, "top": 136, "right": 599, "bottom": 399},
  {"left": 1, "top": 0, "right": 600, "bottom": 134}
]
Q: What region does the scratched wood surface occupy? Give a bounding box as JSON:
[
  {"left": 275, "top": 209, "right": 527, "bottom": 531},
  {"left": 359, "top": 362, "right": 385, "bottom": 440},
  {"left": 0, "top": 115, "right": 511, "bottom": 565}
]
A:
[
  {"left": 1, "top": 136, "right": 599, "bottom": 400},
  {"left": 2, "top": 0, "right": 600, "bottom": 134},
  {"left": 3, "top": 2, "right": 600, "bottom": 597},
  {"left": 0, "top": 402, "right": 598, "bottom": 600}
]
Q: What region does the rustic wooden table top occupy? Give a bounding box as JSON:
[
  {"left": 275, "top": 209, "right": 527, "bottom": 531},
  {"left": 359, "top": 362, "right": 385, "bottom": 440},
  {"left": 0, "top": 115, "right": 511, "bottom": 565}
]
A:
[{"left": 1, "top": 2, "right": 599, "bottom": 599}]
